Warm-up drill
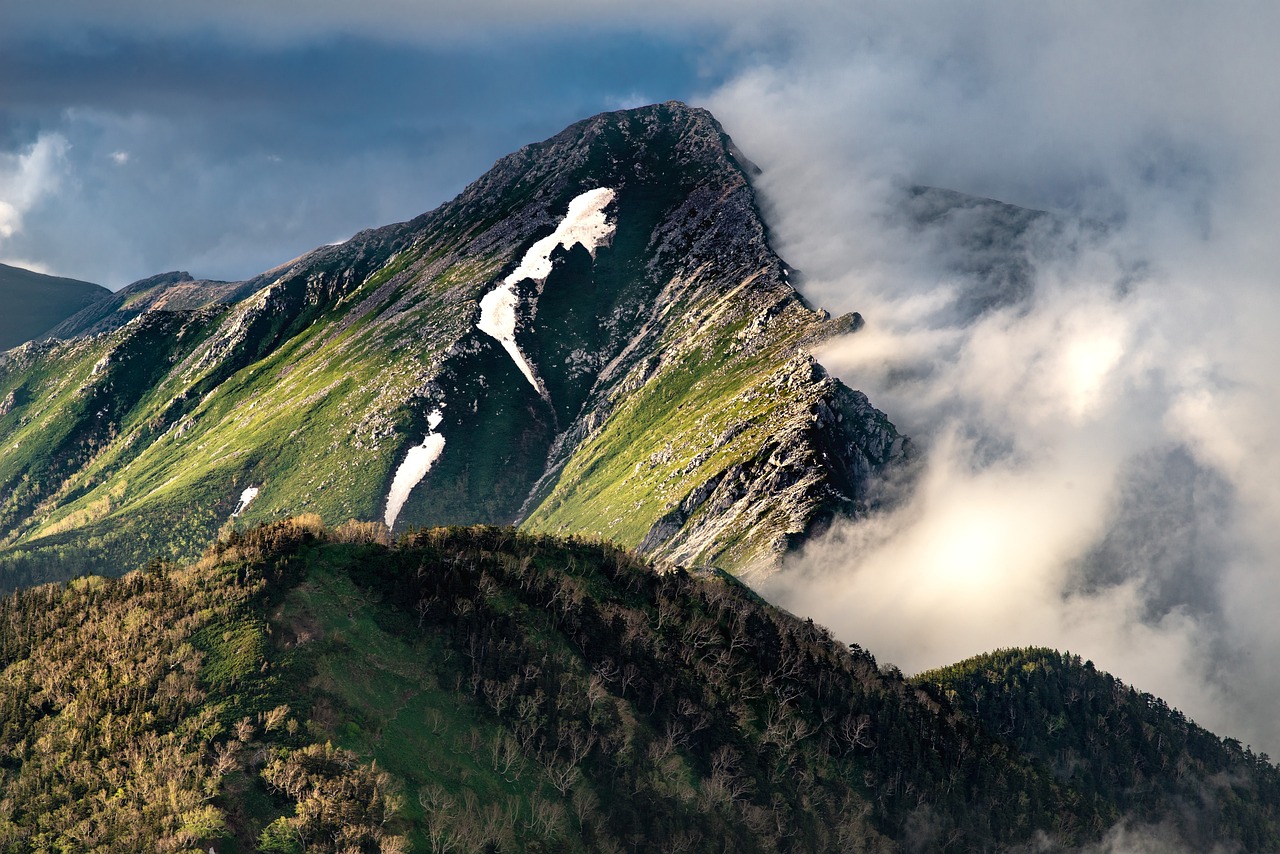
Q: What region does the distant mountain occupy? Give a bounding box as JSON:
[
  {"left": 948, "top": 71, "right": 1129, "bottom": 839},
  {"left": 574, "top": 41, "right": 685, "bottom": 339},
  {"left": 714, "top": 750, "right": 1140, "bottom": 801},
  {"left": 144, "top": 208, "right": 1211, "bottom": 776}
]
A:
[
  {"left": 43, "top": 269, "right": 249, "bottom": 340},
  {"left": 0, "top": 262, "right": 109, "bottom": 351},
  {"left": 0, "top": 102, "right": 907, "bottom": 588},
  {"left": 919, "top": 648, "right": 1280, "bottom": 849},
  {"left": 2, "top": 518, "right": 1276, "bottom": 852}
]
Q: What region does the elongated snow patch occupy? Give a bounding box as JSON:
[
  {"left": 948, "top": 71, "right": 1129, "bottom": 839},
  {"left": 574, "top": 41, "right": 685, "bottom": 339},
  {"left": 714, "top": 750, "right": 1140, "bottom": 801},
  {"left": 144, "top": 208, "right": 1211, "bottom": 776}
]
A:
[
  {"left": 384, "top": 410, "right": 446, "bottom": 529},
  {"left": 232, "top": 486, "right": 259, "bottom": 517},
  {"left": 477, "top": 187, "right": 617, "bottom": 397},
  {"left": 502, "top": 187, "right": 617, "bottom": 286}
]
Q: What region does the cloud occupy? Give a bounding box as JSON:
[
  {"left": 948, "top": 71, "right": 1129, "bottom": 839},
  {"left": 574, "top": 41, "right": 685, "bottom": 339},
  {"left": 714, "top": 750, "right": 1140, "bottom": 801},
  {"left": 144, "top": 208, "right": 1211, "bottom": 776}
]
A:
[
  {"left": 1016, "top": 818, "right": 1240, "bottom": 854},
  {"left": 3, "top": 0, "right": 742, "bottom": 46},
  {"left": 706, "top": 3, "right": 1280, "bottom": 755},
  {"left": 0, "top": 133, "right": 68, "bottom": 242}
]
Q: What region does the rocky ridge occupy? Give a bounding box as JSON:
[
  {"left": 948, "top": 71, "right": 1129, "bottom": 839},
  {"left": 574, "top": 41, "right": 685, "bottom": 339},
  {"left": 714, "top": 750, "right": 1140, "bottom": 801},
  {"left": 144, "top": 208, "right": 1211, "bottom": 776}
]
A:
[{"left": 0, "top": 102, "right": 906, "bottom": 586}]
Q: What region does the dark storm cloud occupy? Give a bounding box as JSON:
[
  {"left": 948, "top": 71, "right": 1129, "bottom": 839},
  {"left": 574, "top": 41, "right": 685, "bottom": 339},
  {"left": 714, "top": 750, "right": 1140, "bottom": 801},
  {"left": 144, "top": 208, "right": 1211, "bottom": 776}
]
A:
[{"left": 0, "top": 0, "right": 742, "bottom": 47}]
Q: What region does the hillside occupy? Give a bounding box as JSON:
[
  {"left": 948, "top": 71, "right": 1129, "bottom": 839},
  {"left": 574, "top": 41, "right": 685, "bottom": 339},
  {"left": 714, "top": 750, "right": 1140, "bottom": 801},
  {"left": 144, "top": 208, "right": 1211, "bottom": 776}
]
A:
[
  {"left": 2, "top": 519, "right": 1277, "bottom": 852},
  {"left": 0, "top": 102, "right": 906, "bottom": 589},
  {"left": 918, "top": 649, "right": 1280, "bottom": 850},
  {"left": 0, "top": 263, "right": 109, "bottom": 351}
]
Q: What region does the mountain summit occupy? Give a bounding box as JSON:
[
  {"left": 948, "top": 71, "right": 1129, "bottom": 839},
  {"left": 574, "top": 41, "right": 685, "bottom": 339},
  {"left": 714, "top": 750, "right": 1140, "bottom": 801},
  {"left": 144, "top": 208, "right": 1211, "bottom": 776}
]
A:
[{"left": 0, "top": 102, "right": 906, "bottom": 587}]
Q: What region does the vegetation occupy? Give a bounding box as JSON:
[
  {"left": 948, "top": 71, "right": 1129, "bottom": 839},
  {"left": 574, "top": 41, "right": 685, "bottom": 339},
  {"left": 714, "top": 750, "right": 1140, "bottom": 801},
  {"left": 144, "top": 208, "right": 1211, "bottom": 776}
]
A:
[
  {"left": 918, "top": 648, "right": 1280, "bottom": 850},
  {"left": 2, "top": 519, "right": 1276, "bottom": 851}
]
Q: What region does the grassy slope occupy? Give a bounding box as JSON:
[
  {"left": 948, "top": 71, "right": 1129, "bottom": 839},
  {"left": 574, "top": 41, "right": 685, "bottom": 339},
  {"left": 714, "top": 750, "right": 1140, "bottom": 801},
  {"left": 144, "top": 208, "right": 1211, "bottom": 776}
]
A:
[
  {"left": 0, "top": 263, "right": 109, "bottom": 351},
  {"left": 0, "top": 231, "right": 499, "bottom": 587},
  {"left": 523, "top": 277, "right": 843, "bottom": 568}
]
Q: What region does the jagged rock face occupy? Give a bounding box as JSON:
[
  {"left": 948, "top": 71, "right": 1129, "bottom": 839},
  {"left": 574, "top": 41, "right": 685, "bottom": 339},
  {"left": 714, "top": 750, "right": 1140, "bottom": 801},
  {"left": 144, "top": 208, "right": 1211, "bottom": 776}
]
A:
[{"left": 0, "top": 102, "right": 907, "bottom": 586}]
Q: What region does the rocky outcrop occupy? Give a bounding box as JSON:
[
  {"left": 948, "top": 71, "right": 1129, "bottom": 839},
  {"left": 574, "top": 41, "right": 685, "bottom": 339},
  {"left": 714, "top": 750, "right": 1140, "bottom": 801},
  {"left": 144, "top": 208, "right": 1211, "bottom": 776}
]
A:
[{"left": 636, "top": 359, "right": 909, "bottom": 577}]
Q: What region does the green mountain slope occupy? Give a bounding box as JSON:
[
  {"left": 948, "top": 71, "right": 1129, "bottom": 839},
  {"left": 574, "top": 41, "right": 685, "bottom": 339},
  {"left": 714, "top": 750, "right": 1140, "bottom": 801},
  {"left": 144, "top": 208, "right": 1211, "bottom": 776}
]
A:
[
  {"left": 918, "top": 648, "right": 1280, "bottom": 850},
  {"left": 0, "top": 102, "right": 907, "bottom": 588},
  {"left": 0, "top": 262, "right": 109, "bottom": 351},
  {"left": 3, "top": 520, "right": 1277, "bottom": 852}
]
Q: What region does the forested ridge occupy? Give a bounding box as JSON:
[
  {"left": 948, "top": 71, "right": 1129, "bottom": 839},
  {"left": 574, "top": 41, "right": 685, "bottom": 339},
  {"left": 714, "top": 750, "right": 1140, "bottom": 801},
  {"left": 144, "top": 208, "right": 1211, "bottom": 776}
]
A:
[
  {"left": 2, "top": 518, "right": 1277, "bottom": 852},
  {"left": 919, "top": 649, "right": 1280, "bottom": 850}
]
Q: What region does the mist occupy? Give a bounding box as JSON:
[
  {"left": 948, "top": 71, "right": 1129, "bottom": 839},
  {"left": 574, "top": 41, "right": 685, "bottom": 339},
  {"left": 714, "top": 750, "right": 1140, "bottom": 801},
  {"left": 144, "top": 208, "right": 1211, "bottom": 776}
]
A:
[{"left": 706, "top": 4, "right": 1280, "bottom": 755}]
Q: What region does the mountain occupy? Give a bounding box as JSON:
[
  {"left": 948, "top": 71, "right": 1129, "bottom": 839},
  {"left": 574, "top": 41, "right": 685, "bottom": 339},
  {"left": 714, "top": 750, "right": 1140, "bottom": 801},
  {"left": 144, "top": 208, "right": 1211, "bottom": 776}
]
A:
[
  {"left": 0, "top": 262, "right": 109, "bottom": 351},
  {"left": 5, "top": 104, "right": 1279, "bottom": 852},
  {"left": 43, "top": 269, "right": 251, "bottom": 340},
  {"left": 2, "top": 518, "right": 1277, "bottom": 852},
  {"left": 919, "top": 648, "right": 1280, "bottom": 850},
  {"left": 0, "top": 102, "right": 907, "bottom": 589}
]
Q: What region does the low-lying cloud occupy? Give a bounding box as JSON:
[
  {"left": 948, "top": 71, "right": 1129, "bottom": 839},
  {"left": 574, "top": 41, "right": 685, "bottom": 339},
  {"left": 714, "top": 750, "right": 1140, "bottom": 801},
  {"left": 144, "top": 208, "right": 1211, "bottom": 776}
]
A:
[{"left": 707, "top": 3, "right": 1280, "bottom": 755}]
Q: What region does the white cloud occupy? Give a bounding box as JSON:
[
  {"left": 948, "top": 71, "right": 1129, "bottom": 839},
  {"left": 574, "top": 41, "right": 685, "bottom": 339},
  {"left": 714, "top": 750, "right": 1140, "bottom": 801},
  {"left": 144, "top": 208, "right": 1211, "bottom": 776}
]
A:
[
  {"left": 606, "top": 91, "right": 653, "bottom": 111},
  {"left": 0, "top": 134, "right": 69, "bottom": 243},
  {"left": 708, "top": 3, "right": 1280, "bottom": 754}
]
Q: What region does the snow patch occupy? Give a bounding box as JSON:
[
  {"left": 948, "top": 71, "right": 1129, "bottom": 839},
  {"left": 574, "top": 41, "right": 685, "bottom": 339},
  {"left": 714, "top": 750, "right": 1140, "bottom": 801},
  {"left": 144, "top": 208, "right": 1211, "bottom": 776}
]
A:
[
  {"left": 503, "top": 187, "right": 617, "bottom": 286},
  {"left": 384, "top": 409, "right": 446, "bottom": 529},
  {"left": 476, "top": 187, "right": 617, "bottom": 398},
  {"left": 478, "top": 286, "right": 543, "bottom": 393},
  {"left": 232, "top": 486, "right": 259, "bottom": 517}
]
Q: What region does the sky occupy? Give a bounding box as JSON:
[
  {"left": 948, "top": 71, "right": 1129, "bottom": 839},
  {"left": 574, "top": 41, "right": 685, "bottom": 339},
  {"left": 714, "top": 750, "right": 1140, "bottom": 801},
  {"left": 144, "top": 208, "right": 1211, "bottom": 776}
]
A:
[{"left": 6, "top": 0, "right": 1280, "bottom": 762}]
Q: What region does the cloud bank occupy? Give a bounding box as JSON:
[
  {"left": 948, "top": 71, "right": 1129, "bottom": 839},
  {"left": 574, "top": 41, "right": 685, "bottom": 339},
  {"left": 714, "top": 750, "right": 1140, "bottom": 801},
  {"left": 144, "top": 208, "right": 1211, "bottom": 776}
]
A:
[
  {"left": 706, "top": 3, "right": 1280, "bottom": 755},
  {"left": 0, "top": 134, "right": 68, "bottom": 253}
]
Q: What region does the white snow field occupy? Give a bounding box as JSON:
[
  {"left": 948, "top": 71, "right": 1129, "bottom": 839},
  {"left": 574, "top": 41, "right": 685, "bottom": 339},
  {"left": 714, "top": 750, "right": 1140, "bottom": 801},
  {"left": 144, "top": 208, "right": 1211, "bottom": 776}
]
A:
[
  {"left": 477, "top": 187, "right": 616, "bottom": 398},
  {"left": 232, "top": 486, "right": 259, "bottom": 517}
]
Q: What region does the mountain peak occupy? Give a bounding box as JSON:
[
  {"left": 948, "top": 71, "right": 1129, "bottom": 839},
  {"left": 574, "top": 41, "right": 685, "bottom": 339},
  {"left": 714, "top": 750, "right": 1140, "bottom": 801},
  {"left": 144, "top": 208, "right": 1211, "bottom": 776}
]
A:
[
  {"left": 0, "top": 262, "right": 108, "bottom": 351},
  {"left": 0, "top": 104, "right": 906, "bottom": 586}
]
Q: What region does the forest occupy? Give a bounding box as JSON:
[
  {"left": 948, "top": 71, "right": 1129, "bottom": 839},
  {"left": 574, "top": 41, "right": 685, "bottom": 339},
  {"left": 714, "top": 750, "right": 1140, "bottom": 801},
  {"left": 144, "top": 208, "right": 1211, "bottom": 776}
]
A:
[{"left": 2, "top": 517, "right": 1278, "bottom": 852}]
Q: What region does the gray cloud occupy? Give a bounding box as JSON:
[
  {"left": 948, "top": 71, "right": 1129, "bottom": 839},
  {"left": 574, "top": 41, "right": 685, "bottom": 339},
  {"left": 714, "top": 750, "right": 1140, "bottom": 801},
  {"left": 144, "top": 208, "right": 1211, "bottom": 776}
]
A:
[{"left": 3, "top": 0, "right": 736, "bottom": 46}]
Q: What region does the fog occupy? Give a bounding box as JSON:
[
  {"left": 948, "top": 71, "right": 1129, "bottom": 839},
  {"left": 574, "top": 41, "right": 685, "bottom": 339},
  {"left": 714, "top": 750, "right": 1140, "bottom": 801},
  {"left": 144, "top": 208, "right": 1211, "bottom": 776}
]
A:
[{"left": 706, "top": 4, "right": 1280, "bottom": 755}]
